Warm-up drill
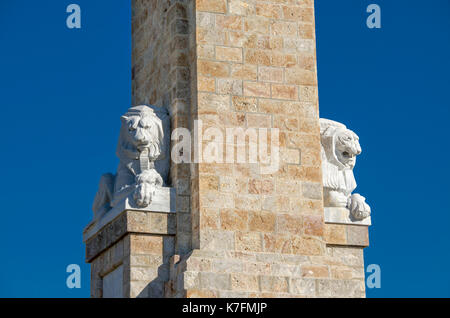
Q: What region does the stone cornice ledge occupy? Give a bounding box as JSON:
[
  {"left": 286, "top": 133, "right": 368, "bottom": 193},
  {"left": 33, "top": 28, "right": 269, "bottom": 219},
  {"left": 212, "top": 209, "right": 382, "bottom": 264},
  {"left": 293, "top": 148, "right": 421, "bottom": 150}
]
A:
[
  {"left": 83, "top": 187, "right": 176, "bottom": 243},
  {"left": 324, "top": 207, "right": 372, "bottom": 226}
]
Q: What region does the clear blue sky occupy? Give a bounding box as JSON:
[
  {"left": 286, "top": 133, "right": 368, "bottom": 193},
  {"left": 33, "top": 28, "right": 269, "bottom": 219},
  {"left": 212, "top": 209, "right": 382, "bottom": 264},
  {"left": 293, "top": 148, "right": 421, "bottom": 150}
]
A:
[{"left": 0, "top": 1, "right": 449, "bottom": 298}]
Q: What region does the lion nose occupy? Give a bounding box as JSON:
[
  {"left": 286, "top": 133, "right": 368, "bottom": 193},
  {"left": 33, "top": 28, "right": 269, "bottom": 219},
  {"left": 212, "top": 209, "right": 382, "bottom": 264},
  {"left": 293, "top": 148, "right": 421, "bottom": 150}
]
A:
[{"left": 135, "top": 130, "right": 146, "bottom": 143}]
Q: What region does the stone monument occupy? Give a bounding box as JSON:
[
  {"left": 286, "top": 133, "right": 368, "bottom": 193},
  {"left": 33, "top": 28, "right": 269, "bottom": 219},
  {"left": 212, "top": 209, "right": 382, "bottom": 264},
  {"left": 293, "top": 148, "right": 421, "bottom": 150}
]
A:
[{"left": 83, "top": 0, "right": 372, "bottom": 298}]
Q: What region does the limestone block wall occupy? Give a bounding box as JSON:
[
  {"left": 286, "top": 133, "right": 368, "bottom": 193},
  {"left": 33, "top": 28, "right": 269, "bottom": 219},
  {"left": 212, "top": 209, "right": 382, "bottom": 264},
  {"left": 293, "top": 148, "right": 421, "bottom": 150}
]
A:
[
  {"left": 87, "top": 210, "right": 176, "bottom": 297},
  {"left": 130, "top": 0, "right": 371, "bottom": 298},
  {"left": 132, "top": 0, "right": 194, "bottom": 255}
]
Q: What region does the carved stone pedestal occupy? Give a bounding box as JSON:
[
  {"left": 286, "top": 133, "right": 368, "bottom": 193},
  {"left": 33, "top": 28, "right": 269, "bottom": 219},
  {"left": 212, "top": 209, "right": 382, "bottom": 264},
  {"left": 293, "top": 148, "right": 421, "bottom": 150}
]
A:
[{"left": 83, "top": 190, "right": 176, "bottom": 298}]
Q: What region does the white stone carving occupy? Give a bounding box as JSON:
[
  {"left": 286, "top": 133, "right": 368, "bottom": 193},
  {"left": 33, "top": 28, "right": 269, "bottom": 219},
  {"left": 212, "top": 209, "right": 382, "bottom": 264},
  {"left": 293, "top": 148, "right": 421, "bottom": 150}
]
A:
[
  {"left": 92, "top": 105, "right": 171, "bottom": 221},
  {"left": 320, "top": 118, "right": 371, "bottom": 221}
]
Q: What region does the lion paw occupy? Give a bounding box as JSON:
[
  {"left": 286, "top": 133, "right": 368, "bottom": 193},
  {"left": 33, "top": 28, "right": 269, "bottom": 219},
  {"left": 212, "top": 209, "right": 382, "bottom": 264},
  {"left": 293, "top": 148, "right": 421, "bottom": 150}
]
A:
[
  {"left": 347, "top": 193, "right": 371, "bottom": 221},
  {"left": 134, "top": 182, "right": 154, "bottom": 207}
]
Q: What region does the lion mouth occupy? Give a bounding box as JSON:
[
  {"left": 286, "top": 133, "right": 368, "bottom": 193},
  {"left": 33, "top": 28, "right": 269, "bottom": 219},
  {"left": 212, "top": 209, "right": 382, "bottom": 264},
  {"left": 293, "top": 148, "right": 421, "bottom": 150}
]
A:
[{"left": 342, "top": 151, "right": 354, "bottom": 159}]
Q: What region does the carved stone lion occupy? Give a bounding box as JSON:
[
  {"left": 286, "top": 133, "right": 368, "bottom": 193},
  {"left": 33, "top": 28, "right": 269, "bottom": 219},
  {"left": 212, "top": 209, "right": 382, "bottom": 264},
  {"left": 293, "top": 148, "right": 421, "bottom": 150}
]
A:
[
  {"left": 320, "top": 118, "right": 371, "bottom": 221},
  {"left": 92, "top": 105, "right": 169, "bottom": 220}
]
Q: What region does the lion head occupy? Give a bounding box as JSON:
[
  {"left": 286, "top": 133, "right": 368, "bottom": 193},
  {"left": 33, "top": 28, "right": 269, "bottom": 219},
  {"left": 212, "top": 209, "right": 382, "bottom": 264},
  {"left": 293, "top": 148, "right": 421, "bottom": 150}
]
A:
[
  {"left": 334, "top": 128, "right": 361, "bottom": 169},
  {"left": 116, "top": 105, "right": 164, "bottom": 162},
  {"left": 320, "top": 119, "right": 361, "bottom": 170}
]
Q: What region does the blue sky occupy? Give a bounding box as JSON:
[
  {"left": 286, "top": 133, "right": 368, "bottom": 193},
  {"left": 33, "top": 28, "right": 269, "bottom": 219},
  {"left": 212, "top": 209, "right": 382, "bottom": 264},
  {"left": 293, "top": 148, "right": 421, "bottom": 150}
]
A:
[{"left": 0, "top": 1, "right": 449, "bottom": 297}]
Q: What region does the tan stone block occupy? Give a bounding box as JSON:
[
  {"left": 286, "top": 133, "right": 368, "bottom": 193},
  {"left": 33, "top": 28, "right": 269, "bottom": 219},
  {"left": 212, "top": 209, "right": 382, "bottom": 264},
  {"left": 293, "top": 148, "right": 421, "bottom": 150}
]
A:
[
  {"left": 197, "top": 12, "right": 215, "bottom": 28},
  {"left": 248, "top": 179, "right": 274, "bottom": 195},
  {"left": 217, "top": 78, "right": 243, "bottom": 95},
  {"left": 301, "top": 265, "right": 329, "bottom": 278},
  {"left": 330, "top": 246, "right": 364, "bottom": 266},
  {"left": 246, "top": 113, "right": 272, "bottom": 128},
  {"left": 299, "top": 85, "right": 318, "bottom": 103},
  {"left": 263, "top": 233, "right": 292, "bottom": 254},
  {"left": 285, "top": 67, "right": 317, "bottom": 86},
  {"left": 258, "top": 66, "right": 283, "bottom": 83},
  {"left": 216, "top": 15, "right": 243, "bottom": 30},
  {"left": 199, "top": 191, "right": 234, "bottom": 209},
  {"left": 198, "top": 60, "right": 230, "bottom": 77},
  {"left": 299, "top": 23, "right": 314, "bottom": 39},
  {"left": 199, "top": 175, "right": 219, "bottom": 191},
  {"left": 316, "top": 279, "right": 364, "bottom": 298},
  {"left": 243, "top": 262, "right": 271, "bottom": 275},
  {"left": 290, "top": 198, "right": 323, "bottom": 215},
  {"left": 274, "top": 115, "right": 299, "bottom": 131},
  {"left": 198, "top": 92, "right": 230, "bottom": 111},
  {"left": 291, "top": 236, "right": 323, "bottom": 256},
  {"left": 235, "top": 194, "right": 261, "bottom": 210},
  {"left": 212, "top": 258, "right": 244, "bottom": 273},
  {"left": 302, "top": 182, "right": 322, "bottom": 200},
  {"left": 220, "top": 209, "right": 248, "bottom": 231},
  {"left": 288, "top": 165, "right": 321, "bottom": 182},
  {"left": 259, "top": 276, "right": 288, "bottom": 293},
  {"left": 197, "top": 27, "right": 225, "bottom": 45},
  {"left": 186, "top": 289, "right": 219, "bottom": 298},
  {"left": 298, "top": 54, "right": 316, "bottom": 72},
  {"left": 258, "top": 99, "right": 283, "bottom": 113},
  {"left": 216, "top": 46, "right": 243, "bottom": 62},
  {"left": 186, "top": 257, "right": 213, "bottom": 272},
  {"left": 232, "top": 96, "right": 257, "bottom": 112},
  {"left": 244, "top": 16, "right": 270, "bottom": 34},
  {"left": 199, "top": 229, "right": 235, "bottom": 251},
  {"left": 282, "top": 6, "right": 314, "bottom": 22},
  {"left": 130, "top": 255, "right": 163, "bottom": 267},
  {"left": 200, "top": 208, "right": 220, "bottom": 229},
  {"left": 245, "top": 49, "right": 271, "bottom": 66},
  {"left": 231, "top": 64, "right": 258, "bottom": 80},
  {"left": 271, "top": 21, "right": 297, "bottom": 36},
  {"left": 196, "top": 0, "right": 227, "bottom": 13},
  {"left": 303, "top": 215, "right": 324, "bottom": 236},
  {"left": 324, "top": 224, "right": 347, "bottom": 245},
  {"left": 289, "top": 278, "right": 316, "bottom": 296},
  {"left": 235, "top": 231, "right": 263, "bottom": 252},
  {"left": 130, "top": 235, "right": 163, "bottom": 255},
  {"left": 231, "top": 273, "right": 259, "bottom": 291},
  {"left": 228, "top": 0, "right": 255, "bottom": 16},
  {"left": 277, "top": 214, "right": 302, "bottom": 234},
  {"left": 346, "top": 225, "right": 369, "bottom": 247},
  {"left": 329, "top": 266, "right": 363, "bottom": 280},
  {"left": 199, "top": 163, "right": 233, "bottom": 175},
  {"left": 200, "top": 272, "right": 231, "bottom": 290},
  {"left": 272, "top": 84, "right": 298, "bottom": 100},
  {"left": 255, "top": 3, "right": 282, "bottom": 19},
  {"left": 243, "top": 81, "right": 271, "bottom": 97},
  {"left": 224, "top": 30, "right": 247, "bottom": 47},
  {"left": 271, "top": 52, "right": 297, "bottom": 67},
  {"left": 198, "top": 76, "right": 216, "bottom": 92},
  {"left": 275, "top": 178, "right": 302, "bottom": 194},
  {"left": 299, "top": 118, "right": 319, "bottom": 135},
  {"left": 280, "top": 147, "right": 300, "bottom": 164},
  {"left": 130, "top": 267, "right": 157, "bottom": 281},
  {"left": 248, "top": 211, "right": 276, "bottom": 232},
  {"left": 197, "top": 44, "right": 215, "bottom": 59}
]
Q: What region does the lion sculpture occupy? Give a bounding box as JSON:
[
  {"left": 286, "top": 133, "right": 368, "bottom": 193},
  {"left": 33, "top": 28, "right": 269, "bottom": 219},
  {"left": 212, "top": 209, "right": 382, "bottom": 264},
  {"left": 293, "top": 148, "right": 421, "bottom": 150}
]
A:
[
  {"left": 320, "top": 118, "right": 370, "bottom": 221},
  {"left": 92, "top": 105, "right": 170, "bottom": 221}
]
